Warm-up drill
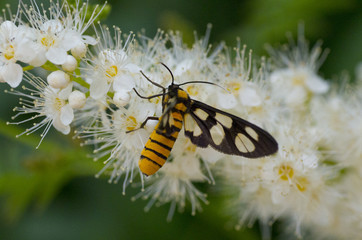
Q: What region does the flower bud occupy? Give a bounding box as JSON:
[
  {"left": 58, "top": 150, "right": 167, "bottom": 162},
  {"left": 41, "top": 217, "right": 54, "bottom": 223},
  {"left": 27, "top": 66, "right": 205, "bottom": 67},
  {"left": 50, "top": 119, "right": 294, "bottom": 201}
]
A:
[
  {"left": 68, "top": 90, "right": 86, "bottom": 109},
  {"left": 62, "top": 55, "right": 78, "bottom": 72},
  {"left": 113, "top": 90, "right": 130, "bottom": 107},
  {"left": 71, "top": 43, "right": 87, "bottom": 59},
  {"left": 47, "top": 70, "right": 70, "bottom": 89}
]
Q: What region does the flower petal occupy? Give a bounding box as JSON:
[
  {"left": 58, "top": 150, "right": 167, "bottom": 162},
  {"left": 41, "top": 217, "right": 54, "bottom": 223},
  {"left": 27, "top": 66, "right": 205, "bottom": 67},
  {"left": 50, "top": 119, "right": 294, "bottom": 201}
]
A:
[
  {"left": 0, "top": 21, "right": 17, "bottom": 35},
  {"left": 270, "top": 69, "right": 290, "bottom": 83},
  {"left": 60, "top": 104, "right": 74, "bottom": 125},
  {"left": 217, "top": 91, "right": 237, "bottom": 109},
  {"left": 53, "top": 117, "right": 71, "bottom": 135},
  {"left": 305, "top": 74, "right": 329, "bottom": 94},
  {"left": 113, "top": 74, "right": 135, "bottom": 92},
  {"left": 198, "top": 147, "right": 224, "bottom": 164},
  {"left": 124, "top": 63, "right": 141, "bottom": 73},
  {"left": 82, "top": 35, "right": 98, "bottom": 45},
  {"left": 286, "top": 86, "right": 307, "bottom": 106},
  {"left": 61, "top": 30, "right": 82, "bottom": 50},
  {"left": 59, "top": 82, "right": 73, "bottom": 99},
  {"left": 46, "top": 47, "right": 68, "bottom": 65},
  {"left": 41, "top": 20, "right": 63, "bottom": 33},
  {"left": 1, "top": 63, "right": 23, "bottom": 88},
  {"left": 240, "top": 87, "right": 262, "bottom": 107},
  {"left": 15, "top": 40, "right": 36, "bottom": 63},
  {"left": 29, "top": 46, "right": 47, "bottom": 67}
]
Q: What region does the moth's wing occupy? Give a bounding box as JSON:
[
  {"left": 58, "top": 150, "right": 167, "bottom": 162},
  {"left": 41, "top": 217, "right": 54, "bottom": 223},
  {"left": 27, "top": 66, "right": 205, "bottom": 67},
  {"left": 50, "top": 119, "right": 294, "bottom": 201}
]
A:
[{"left": 184, "top": 100, "right": 278, "bottom": 158}]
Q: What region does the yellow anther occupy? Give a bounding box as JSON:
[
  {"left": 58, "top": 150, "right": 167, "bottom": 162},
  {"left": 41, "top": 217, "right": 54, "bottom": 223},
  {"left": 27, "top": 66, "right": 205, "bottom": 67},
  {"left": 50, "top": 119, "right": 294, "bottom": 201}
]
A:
[
  {"left": 278, "top": 164, "right": 294, "bottom": 181},
  {"left": 125, "top": 115, "right": 137, "bottom": 132}
]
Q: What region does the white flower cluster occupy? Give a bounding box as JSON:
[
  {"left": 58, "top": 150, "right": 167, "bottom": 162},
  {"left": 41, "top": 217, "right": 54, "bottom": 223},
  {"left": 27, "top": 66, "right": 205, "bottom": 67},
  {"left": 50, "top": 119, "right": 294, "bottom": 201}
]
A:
[{"left": 2, "top": 1, "right": 362, "bottom": 239}]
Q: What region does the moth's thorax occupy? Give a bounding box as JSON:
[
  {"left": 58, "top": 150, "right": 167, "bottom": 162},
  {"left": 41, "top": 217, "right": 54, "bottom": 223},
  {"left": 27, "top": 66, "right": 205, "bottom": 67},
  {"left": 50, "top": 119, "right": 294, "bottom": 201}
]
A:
[{"left": 163, "top": 85, "right": 190, "bottom": 107}]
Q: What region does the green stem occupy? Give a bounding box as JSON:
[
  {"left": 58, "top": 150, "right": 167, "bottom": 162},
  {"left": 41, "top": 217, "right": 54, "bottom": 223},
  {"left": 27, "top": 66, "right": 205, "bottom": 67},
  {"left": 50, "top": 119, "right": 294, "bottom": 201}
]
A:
[
  {"left": 22, "top": 65, "right": 34, "bottom": 72},
  {"left": 41, "top": 61, "right": 59, "bottom": 72},
  {"left": 71, "top": 75, "right": 90, "bottom": 89},
  {"left": 72, "top": 67, "right": 90, "bottom": 88}
]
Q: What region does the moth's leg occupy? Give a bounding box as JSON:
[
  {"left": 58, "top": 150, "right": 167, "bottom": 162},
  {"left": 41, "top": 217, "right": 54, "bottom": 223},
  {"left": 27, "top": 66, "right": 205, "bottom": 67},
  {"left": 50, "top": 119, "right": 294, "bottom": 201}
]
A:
[{"left": 126, "top": 116, "right": 159, "bottom": 134}]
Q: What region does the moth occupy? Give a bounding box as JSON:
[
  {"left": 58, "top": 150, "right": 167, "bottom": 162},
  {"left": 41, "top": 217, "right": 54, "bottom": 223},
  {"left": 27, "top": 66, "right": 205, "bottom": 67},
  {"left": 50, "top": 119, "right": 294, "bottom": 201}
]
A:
[{"left": 129, "top": 63, "right": 278, "bottom": 176}]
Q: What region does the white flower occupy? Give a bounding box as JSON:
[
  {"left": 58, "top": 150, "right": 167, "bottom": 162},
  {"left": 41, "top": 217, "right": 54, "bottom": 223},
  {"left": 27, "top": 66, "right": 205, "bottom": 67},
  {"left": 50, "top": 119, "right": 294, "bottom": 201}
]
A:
[
  {"left": 267, "top": 30, "right": 330, "bottom": 106},
  {"left": 7, "top": 73, "right": 74, "bottom": 148},
  {"left": 216, "top": 81, "right": 263, "bottom": 110},
  {"left": 79, "top": 97, "right": 156, "bottom": 194},
  {"left": 90, "top": 49, "right": 139, "bottom": 98},
  {"left": 270, "top": 66, "right": 329, "bottom": 106},
  {"left": 44, "top": 83, "right": 74, "bottom": 134},
  {"left": 21, "top": 0, "right": 101, "bottom": 65},
  {"left": 312, "top": 87, "right": 362, "bottom": 173},
  {"left": 0, "top": 21, "right": 36, "bottom": 87},
  {"left": 84, "top": 26, "right": 140, "bottom": 100},
  {"left": 224, "top": 119, "right": 341, "bottom": 238},
  {"left": 214, "top": 45, "right": 264, "bottom": 111}
]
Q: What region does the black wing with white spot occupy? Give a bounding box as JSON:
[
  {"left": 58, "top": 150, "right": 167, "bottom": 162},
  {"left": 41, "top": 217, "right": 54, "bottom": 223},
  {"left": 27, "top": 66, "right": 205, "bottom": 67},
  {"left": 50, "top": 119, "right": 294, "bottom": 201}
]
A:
[{"left": 184, "top": 100, "right": 278, "bottom": 158}]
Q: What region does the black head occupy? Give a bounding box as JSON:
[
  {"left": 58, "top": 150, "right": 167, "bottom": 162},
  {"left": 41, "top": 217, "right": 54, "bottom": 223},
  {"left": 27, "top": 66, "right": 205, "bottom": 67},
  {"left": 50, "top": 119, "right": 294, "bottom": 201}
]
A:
[{"left": 167, "top": 84, "right": 180, "bottom": 97}]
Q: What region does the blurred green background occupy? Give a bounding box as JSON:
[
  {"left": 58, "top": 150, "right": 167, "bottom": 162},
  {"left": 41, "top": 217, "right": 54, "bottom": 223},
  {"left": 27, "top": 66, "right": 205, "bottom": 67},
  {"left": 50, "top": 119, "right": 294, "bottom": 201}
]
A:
[{"left": 0, "top": 0, "right": 361, "bottom": 239}]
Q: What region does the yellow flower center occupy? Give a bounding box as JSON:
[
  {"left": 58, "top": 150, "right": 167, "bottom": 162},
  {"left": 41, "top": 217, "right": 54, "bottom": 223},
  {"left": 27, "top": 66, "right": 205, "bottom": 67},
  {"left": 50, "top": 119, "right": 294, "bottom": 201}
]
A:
[
  {"left": 4, "top": 45, "right": 15, "bottom": 60},
  {"left": 186, "top": 85, "right": 199, "bottom": 97},
  {"left": 296, "top": 177, "right": 309, "bottom": 192},
  {"left": 41, "top": 35, "right": 56, "bottom": 48},
  {"left": 150, "top": 96, "right": 161, "bottom": 104},
  {"left": 292, "top": 75, "right": 305, "bottom": 86},
  {"left": 186, "top": 142, "right": 197, "bottom": 152},
  {"left": 126, "top": 115, "right": 138, "bottom": 132},
  {"left": 53, "top": 97, "right": 65, "bottom": 111},
  {"left": 278, "top": 164, "right": 294, "bottom": 181},
  {"left": 226, "top": 82, "right": 241, "bottom": 94},
  {"left": 105, "top": 65, "right": 118, "bottom": 80},
  {"left": 249, "top": 105, "right": 263, "bottom": 114}
]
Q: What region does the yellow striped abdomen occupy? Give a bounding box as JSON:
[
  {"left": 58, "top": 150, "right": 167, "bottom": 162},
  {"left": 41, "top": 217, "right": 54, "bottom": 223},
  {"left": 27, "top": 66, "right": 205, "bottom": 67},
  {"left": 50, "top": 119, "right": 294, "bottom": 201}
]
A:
[{"left": 139, "top": 110, "right": 184, "bottom": 176}]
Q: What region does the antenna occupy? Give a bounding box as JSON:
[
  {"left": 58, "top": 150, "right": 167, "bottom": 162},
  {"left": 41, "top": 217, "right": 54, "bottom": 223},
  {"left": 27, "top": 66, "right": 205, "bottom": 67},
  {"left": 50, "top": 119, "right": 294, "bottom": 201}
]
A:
[
  {"left": 140, "top": 70, "right": 165, "bottom": 90},
  {"left": 159, "top": 62, "right": 229, "bottom": 93},
  {"left": 159, "top": 62, "right": 175, "bottom": 85},
  {"left": 178, "top": 80, "right": 230, "bottom": 93}
]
